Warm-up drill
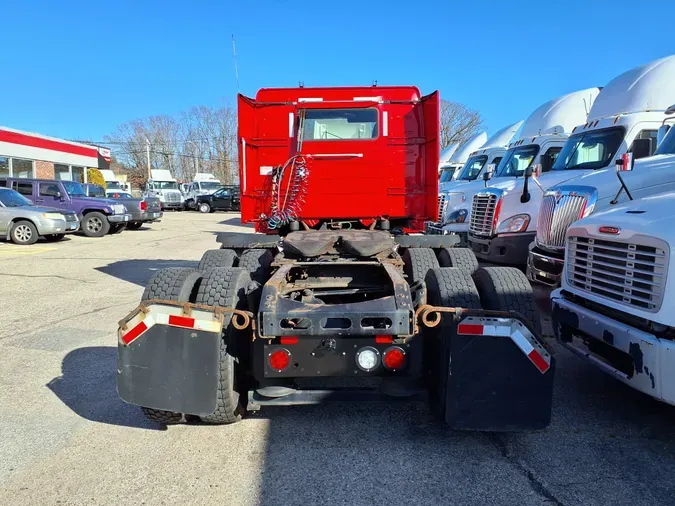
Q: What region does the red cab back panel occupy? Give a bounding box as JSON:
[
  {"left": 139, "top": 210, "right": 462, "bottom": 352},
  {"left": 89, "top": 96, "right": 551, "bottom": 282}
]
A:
[{"left": 238, "top": 86, "right": 439, "bottom": 232}]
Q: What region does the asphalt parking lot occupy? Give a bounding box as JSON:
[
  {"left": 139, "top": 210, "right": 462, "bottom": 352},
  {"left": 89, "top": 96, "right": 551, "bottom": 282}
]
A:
[{"left": 1, "top": 211, "right": 674, "bottom": 506}]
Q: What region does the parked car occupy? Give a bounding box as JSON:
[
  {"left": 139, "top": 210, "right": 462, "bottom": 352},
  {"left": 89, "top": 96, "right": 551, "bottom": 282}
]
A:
[
  {"left": 0, "top": 178, "right": 131, "bottom": 237},
  {"left": 107, "top": 191, "right": 163, "bottom": 230},
  {"left": 0, "top": 187, "right": 79, "bottom": 244},
  {"left": 195, "top": 186, "right": 239, "bottom": 213}
]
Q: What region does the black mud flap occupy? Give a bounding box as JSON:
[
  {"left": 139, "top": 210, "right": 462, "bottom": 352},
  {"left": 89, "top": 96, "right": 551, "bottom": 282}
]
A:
[
  {"left": 443, "top": 321, "right": 555, "bottom": 431},
  {"left": 117, "top": 325, "right": 220, "bottom": 416}
]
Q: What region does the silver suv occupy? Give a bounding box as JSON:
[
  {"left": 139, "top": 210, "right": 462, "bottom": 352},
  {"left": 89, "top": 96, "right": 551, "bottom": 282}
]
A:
[{"left": 0, "top": 187, "right": 79, "bottom": 244}]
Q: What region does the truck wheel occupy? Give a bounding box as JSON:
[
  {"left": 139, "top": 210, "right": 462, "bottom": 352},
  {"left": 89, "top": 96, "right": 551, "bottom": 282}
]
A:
[
  {"left": 127, "top": 222, "right": 143, "bottom": 230},
  {"left": 10, "top": 220, "right": 39, "bottom": 245},
  {"left": 403, "top": 248, "right": 439, "bottom": 284},
  {"left": 473, "top": 267, "right": 541, "bottom": 335},
  {"left": 44, "top": 234, "right": 65, "bottom": 242},
  {"left": 199, "top": 249, "right": 238, "bottom": 271},
  {"left": 81, "top": 212, "right": 110, "bottom": 237},
  {"left": 195, "top": 267, "right": 251, "bottom": 424},
  {"left": 140, "top": 267, "right": 202, "bottom": 425},
  {"left": 424, "top": 267, "right": 481, "bottom": 419},
  {"left": 239, "top": 249, "right": 274, "bottom": 284},
  {"left": 437, "top": 248, "right": 478, "bottom": 274},
  {"left": 109, "top": 223, "right": 126, "bottom": 234},
  {"left": 199, "top": 203, "right": 211, "bottom": 213}
]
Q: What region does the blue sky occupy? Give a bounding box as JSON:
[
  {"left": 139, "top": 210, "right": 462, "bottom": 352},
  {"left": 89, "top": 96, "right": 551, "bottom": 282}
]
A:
[{"left": 2, "top": 0, "right": 674, "bottom": 144}]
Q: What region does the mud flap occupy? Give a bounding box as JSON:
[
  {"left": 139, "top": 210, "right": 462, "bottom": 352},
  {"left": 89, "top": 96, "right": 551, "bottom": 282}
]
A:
[
  {"left": 443, "top": 318, "right": 555, "bottom": 431},
  {"left": 117, "top": 307, "right": 224, "bottom": 416}
]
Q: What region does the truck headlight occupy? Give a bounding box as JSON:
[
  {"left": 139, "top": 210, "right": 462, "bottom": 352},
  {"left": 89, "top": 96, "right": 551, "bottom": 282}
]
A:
[
  {"left": 42, "top": 212, "right": 64, "bottom": 220},
  {"left": 446, "top": 209, "right": 468, "bottom": 223},
  {"left": 497, "top": 214, "right": 530, "bottom": 233}
]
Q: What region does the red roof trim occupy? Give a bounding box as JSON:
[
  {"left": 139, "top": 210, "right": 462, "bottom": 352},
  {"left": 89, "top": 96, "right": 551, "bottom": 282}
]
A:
[{"left": 0, "top": 129, "right": 98, "bottom": 158}]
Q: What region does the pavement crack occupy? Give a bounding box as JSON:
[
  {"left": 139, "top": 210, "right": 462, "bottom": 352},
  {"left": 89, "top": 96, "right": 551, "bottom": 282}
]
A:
[
  {"left": 486, "top": 434, "right": 566, "bottom": 506},
  {"left": 0, "top": 273, "right": 94, "bottom": 284}
]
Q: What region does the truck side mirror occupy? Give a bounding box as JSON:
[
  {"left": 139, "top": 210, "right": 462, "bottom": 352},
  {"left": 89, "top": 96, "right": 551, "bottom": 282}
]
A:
[
  {"left": 483, "top": 171, "right": 493, "bottom": 181},
  {"left": 540, "top": 154, "right": 552, "bottom": 173},
  {"left": 55, "top": 191, "right": 62, "bottom": 198},
  {"left": 657, "top": 125, "right": 671, "bottom": 147},
  {"left": 632, "top": 138, "right": 653, "bottom": 160},
  {"left": 616, "top": 152, "right": 634, "bottom": 171}
]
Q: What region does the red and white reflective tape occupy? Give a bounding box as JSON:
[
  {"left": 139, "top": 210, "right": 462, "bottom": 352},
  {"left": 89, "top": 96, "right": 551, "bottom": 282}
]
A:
[
  {"left": 120, "top": 307, "right": 222, "bottom": 345},
  {"left": 457, "top": 317, "right": 551, "bottom": 374}
]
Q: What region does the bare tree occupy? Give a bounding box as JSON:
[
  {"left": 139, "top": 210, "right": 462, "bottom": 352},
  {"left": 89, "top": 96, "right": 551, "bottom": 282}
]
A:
[
  {"left": 104, "top": 104, "right": 239, "bottom": 186},
  {"left": 439, "top": 99, "right": 484, "bottom": 149}
]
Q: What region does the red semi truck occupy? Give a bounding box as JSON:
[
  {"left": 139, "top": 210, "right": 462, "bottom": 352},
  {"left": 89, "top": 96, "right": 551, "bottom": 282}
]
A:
[{"left": 116, "top": 86, "right": 554, "bottom": 430}]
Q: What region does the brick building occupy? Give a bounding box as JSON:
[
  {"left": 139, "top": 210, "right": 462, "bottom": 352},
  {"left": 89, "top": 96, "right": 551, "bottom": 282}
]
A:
[{"left": 0, "top": 127, "right": 110, "bottom": 182}]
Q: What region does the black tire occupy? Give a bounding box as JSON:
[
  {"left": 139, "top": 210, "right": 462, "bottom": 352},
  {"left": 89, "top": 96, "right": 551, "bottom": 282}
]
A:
[
  {"left": 126, "top": 222, "right": 143, "bottom": 230},
  {"left": 238, "top": 249, "right": 274, "bottom": 284},
  {"left": 81, "top": 212, "right": 110, "bottom": 237},
  {"left": 44, "top": 234, "right": 65, "bottom": 242},
  {"left": 424, "top": 267, "right": 481, "bottom": 420},
  {"left": 437, "top": 248, "right": 478, "bottom": 274},
  {"left": 194, "top": 267, "right": 251, "bottom": 424},
  {"left": 403, "top": 248, "right": 440, "bottom": 284},
  {"left": 473, "top": 267, "right": 541, "bottom": 335},
  {"left": 109, "top": 223, "right": 126, "bottom": 234},
  {"left": 140, "top": 267, "right": 202, "bottom": 425},
  {"left": 199, "top": 249, "right": 238, "bottom": 271},
  {"left": 198, "top": 202, "right": 211, "bottom": 213},
  {"left": 141, "top": 407, "right": 183, "bottom": 425},
  {"left": 10, "top": 220, "right": 39, "bottom": 245},
  {"left": 141, "top": 267, "right": 202, "bottom": 303}
]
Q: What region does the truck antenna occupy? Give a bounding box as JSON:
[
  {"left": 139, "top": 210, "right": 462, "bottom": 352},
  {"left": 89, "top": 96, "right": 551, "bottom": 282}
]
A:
[{"left": 232, "top": 34, "right": 240, "bottom": 93}]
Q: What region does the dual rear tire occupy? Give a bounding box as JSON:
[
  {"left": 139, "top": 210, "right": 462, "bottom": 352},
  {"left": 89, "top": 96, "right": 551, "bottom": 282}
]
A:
[{"left": 139, "top": 266, "right": 252, "bottom": 426}]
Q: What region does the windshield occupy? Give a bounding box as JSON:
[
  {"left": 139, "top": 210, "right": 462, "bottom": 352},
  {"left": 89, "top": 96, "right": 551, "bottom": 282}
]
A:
[
  {"left": 439, "top": 168, "right": 456, "bottom": 183},
  {"left": 151, "top": 181, "right": 178, "bottom": 190},
  {"left": 495, "top": 145, "right": 540, "bottom": 177},
  {"left": 62, "top": 181, "right": 87, "bottom": 197},
  {"left": 655, "top": 126, "right": 675, "bottom": 155},
  {"left": 456, "top": 156, "right": 488, "bottom": 181},
  {"left": 88, "top": 185, "right": 105, "bottom": 197},
  {"left": 0, "top": 189, "right": 33, "bottom": 207},
  {"left": 107, "top": 181, "right": 121, "bottom": 189},
  {"left": 199, "top": 181, "right": 221, "bottom": 190},
  {"left": 553, "top": 127, "right": 625, "bottom": 171}
]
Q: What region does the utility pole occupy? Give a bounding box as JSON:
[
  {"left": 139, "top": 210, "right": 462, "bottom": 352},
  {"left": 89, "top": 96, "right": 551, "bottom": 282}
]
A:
[{"left": 145, "top": 138, "right": 151, "bottom": 179}]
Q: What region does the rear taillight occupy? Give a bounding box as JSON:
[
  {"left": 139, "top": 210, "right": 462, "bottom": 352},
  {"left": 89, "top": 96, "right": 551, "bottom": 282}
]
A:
[
  {"left": 268, "top": 349, "right": 291, "bottom": 371},
  {"left": 140, "top": 200, "right": 147, "bottom": 211},
  {"left": 383, "top": 346, "right": 406, "bottom": 371}
]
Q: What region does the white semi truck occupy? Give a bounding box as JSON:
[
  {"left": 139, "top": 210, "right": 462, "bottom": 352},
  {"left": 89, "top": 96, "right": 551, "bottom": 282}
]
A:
[
  {"left": 527, "top": 54, "right": 675, "bottom": 286},
  {"left": 427, "top": 120, "right": 523, "bottom": 239},
  {"left": 551, "top": 126, "right": 675, "bottom": 404},
  {"left": 183, "top": 173, "right": 222, "bottom": 210},
  {"left": 458, "top": 87, "right": 601, "bottom": 264},
  {"left": 145, "top": 169, "right": 184, "bottom": 210},
  {"left": 438, "top": 133, "right": 487, "bottom": 193},
  {"left": 438, "top": 143, "right": 458, "bottom": 180}
]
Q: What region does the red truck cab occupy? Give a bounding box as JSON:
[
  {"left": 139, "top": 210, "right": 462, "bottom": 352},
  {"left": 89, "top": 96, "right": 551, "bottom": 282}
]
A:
[{"left": 238, "top": 86, "right": 439, "bottom": 233}]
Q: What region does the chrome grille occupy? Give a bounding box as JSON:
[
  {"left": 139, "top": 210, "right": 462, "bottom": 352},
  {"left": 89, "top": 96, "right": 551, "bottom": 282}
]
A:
[
  {"left": 537, "top": 189, "right": 594, "bottom": 250},
  {"left": 437, "top": 194, "right": 447, "bottom": 222},
  {"left": 567, "top": 235, "right": 668, "bottom": 312},
  {"left": 470, "top": 192, "right": 499, "bottom": 236},
  {"left": 165, "top": 192, "right": 181, "bottom": 203}
]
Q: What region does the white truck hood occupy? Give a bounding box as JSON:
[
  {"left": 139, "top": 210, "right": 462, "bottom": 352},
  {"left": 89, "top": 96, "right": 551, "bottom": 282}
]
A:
[
  {"left": 547, "top": 154, "right": 675, "bottom": 208},
  {"left": 563, "top": 191, "right": 675, "bottom": 326}
]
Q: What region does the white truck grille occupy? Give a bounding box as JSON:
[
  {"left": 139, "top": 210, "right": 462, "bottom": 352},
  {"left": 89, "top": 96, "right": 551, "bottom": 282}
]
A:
[
  {"left": 470, "top": 192, "right": 500, "bottom": 236},
  {"left": 437, "top": 194, "right": 446, "bottom": 222},
  {"left": 165, "top": 192, "right": 181, "bottom": 204},
  {"left": 567, "top": 235, "right": 668, "bottom": 312},
  {"left": 536, "top": 189, "right": 594, "bottom": 250}
]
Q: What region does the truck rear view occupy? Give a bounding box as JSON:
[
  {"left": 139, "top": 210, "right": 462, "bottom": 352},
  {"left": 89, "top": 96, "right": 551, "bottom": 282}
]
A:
[{"left": 116, "top": 86, "right": 555, "bottom": 432}]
